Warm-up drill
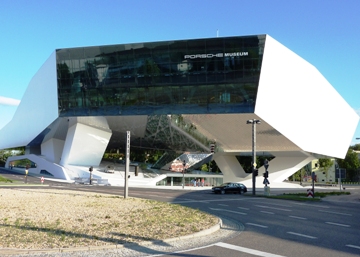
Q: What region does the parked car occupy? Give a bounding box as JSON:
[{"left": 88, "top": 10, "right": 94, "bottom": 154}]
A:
[{"left": 212, "top": 182, "right": 247, "bottom": 194}]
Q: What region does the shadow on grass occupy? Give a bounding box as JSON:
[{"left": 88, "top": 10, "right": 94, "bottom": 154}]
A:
[
  {"left": 0, "top": 175, "right": 13, "bottom": 183},
  {"left": 0, "top": 222, "right": 172, "bottom": 250}
]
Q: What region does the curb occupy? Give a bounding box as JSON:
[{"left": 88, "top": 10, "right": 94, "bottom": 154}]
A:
[{"left": 0, "top": 219, "right": 222, "bottom": 256}]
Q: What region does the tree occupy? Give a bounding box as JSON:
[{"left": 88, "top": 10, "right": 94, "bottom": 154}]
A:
[
  {"left": 336, "top": 148, "right": 360, "bottom": 181},
  {"left": 0, "top": 147, "right": 25, "bottom": 163},
  {"left": 350, "top": 144, "right": 360, "bottom": 151},
  {"left": 289, "top": 167, "right": 306, "bottom": 182},
  {"left": 318, "top": 158, "right": 334, "bottom": 182},
  {"left": 201, "top": 164, "right": 208, "bottom": 172}
]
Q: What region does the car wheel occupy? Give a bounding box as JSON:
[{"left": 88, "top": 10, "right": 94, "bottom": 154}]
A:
[
  {"left": 221, "top": 189, "right": 225, "bottom": 194},
  {"left": 239, "top": 189, "right": 243, "bottom": 194}
]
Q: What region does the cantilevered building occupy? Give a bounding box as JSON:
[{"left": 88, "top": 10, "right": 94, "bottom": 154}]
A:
[{"left": 1, "top": 35, "right": 358, "bottom": 187}]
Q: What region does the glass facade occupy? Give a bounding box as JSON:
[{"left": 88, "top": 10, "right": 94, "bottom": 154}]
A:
[{"left": 57, "top": 35, "right": 265, "bottom": 117}]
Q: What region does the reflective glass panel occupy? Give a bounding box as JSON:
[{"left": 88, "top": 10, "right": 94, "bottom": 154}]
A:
[{"left": 56, "top": 35, "right": 265, "bottom": 117}]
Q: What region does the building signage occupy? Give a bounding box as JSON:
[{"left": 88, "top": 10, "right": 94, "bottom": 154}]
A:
[{"left": 184, "top": 52, "right": 248, "bottom": 59}]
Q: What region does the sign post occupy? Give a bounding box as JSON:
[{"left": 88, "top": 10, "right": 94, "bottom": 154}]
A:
[
  {"left": 263, "top": 159, "right": 270, "bottom": 196},
  {"left": 25, "top": 165, "right": 29, "bottom": 184},
  {"left": 124, "top": 131, "right": 130, "bottom": 199},
  {"left": 311, "top": 172, "right": 315, "bottom": 198},
  {"left": 336, "top": 168, "right": 346, "bottom": 191}
]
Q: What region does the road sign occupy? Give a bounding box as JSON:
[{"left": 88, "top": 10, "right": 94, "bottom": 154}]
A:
[
  {"left": 335, "top": 168, "right": 346, "bottom": 179},
  {"left": 307, "top": 189, "right": 314, "bottom": 198},
  {"left": 263, "top": 178, "right": 270, "bottom": 185}
]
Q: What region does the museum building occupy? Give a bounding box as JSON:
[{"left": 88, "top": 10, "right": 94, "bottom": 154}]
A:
[{"left": 0, "top": 34, "right": 358, "bottom": 187}]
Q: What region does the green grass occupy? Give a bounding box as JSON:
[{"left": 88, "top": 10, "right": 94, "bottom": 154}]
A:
[
  {"left": 0, "top": 175, "right": 13, "bottom": 183},
  {"left": 286, "top": 191, "right": 350, "bottom": 197},
  {"left": 267, "top": 194, "right": 321, "bottom": 201},
  {"left": 245, "top": 191, "right": 350, "bottom": 201}
]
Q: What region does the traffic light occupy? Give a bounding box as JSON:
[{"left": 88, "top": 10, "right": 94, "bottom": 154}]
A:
[
  {"left": 210, "top": 144, "right": 215, "bottom": 153},
  {"left": 263, "top": 171, "right": 268, "bottom": 178},
  {"left": 253, "top": 168, "right": 258, "bottom": 176}
]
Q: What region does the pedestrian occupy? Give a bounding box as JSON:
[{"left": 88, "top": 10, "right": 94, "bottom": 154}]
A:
[
  {"left": 193, "top": 178, "right": 196, "bottom": 187},
  {"left": 201, "top": 178, "right": 205, "bottom": 187}
]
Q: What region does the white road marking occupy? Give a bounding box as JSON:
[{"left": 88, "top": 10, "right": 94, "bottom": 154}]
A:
[
  {"left": 289, "top": 215, "right": 307, "bottom": 220},
  {"left": 173, "top": 198, "right": 250, "bottom": 204},
  {"left": 246, "top": 223, "right": 268, "bottom": 228},
  {"left": 238, "top": 207, "right": 249, "bottom": 210},
  {"left": 325, "top": 222, "right": 350, "bottom": 227},
  {"left": 255, "top": 205, "right": 291, "bottom": 212},
  {"left": 257, "top": 202, "right": 292, "bottom": 207},
  {"left": 215, "top": 242, "right": 286, "bottom": 257},
  {"left": 209, "top": 207, "right": 247, "bottom": 215},
  {"left": 218, "top": 204, "right": 228, "bottom": 206},
  {"left": 148, "top": 242, "right": 286, "bottom": 257},
  {"left": 287, "top": 232, "right": 317, "bottom": 239},
  {"left": 261, "top": 211, "right": 274, "bottom": 215},
  {"left": 293, "top": 202, "right": 329, "bottom": 208},
  {"left": 346, "top": 244, "right": 360, "bottom": 250},
  {"left": 318, "top": 209, "right": 352, "bottom": 216}
]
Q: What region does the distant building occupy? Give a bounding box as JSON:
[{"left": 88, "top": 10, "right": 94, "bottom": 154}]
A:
[{"left": 304, "top": 159, "right": 336, "bottom": 183}]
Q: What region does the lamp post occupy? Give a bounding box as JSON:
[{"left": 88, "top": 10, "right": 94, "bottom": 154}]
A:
[
  {"left": 247, "top": 119, "right": 261, "bottom": 195},
  {"left": 182, "top": 160, "right": 186, "bottom": 189}
]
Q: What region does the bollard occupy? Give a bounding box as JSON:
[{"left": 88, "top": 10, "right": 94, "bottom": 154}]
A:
[{"left": 264, "top": 185, "right": 270, "bottom": 196}]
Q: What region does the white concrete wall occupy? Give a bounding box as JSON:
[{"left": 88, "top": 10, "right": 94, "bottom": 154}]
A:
[
  {"left": 256, "top": 35, "right": 359, "bottom": 159},
  {"left": 214, "top": 154, "right": 250, "bottom": 182},
  {"left": 60, "top": 122, "right": 112, "bottom": 167},
  {"left": 41, "top": 138, "right": 65, "bottom": 163},
  {"left": 265, "top": 154, "right": 315, "bottom": 183},
  {"left": 6, "top": 154, "right": 70, "bottom": 180},
  {"left": 0, "top": 51, "right": 58, "bottom": 149}
]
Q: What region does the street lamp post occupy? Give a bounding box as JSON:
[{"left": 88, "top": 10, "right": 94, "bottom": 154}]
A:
[
  {"left": 247, "top": 119, "right": 261, "bottom": 195},
  {"left": 182, "top": 160, "right": 186, "bottom": 189}
]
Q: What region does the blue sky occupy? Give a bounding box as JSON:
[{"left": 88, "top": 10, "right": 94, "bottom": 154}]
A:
[{"left": 0, "top": 0, "right": 359, "bottom": 145}]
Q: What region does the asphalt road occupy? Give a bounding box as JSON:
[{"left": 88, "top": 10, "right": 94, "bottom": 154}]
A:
[{"left": 1, "top": 168, "right": 360, "bottom": 257}]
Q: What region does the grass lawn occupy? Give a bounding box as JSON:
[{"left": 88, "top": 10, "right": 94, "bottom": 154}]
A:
[
  {"left": 244, "top": 191, "right": 350, "bottom": 201},
  {"left": 0, "top": 175, "right": 13, "bottom": 183}
]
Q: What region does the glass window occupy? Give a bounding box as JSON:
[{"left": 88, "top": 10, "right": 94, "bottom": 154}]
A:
[{"left": 57, "top": 36, "right": 263, "bottom": 117}]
